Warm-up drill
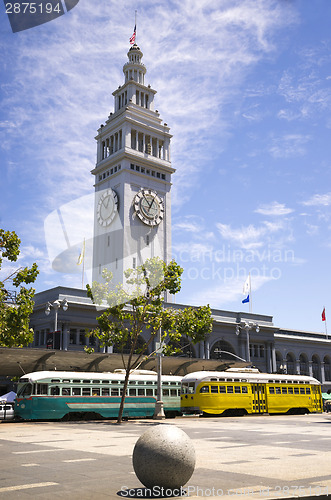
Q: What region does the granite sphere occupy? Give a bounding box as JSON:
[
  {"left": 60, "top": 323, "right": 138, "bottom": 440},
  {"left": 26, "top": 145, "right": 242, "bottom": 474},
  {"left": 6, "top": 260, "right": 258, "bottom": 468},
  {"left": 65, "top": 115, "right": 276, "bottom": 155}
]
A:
[{"left": 132, "top": 424, "right": 195, "bottom": 489}]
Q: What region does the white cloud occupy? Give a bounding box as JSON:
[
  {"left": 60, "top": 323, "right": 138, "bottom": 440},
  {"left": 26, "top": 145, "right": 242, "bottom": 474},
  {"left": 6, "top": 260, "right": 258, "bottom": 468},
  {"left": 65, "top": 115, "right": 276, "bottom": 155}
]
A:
[
  {"left": 268, "top": 134, "right": 311, "bottom": 158},
  {"left": 302, "top": 193, "right": 331, "bottom": 207},
  {"left": 255, "top": 201, "right": 294, "bottom": 216},
  {"left": 185, "top": 273, "right": 274, "bottom": 309}
]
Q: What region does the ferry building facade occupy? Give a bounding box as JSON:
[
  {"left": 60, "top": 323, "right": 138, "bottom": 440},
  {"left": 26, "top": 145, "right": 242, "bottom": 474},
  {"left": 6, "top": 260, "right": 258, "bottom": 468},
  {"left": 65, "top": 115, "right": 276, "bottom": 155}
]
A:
[{"left": 28, "top": 43, "right": 331, "bottom": 390}]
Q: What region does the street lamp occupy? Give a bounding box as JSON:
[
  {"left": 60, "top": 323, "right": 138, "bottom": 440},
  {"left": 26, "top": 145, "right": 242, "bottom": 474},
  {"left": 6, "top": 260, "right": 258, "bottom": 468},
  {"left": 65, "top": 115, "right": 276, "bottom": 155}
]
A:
[
  {"left": 45, "top": 299, "right": 68, "bottom": 332},
  {"left": 236, "top": 321, "right": 260, "bottom": 363},
  {"left": 153, "top": 327, "right": 165, "bottom": 420}
]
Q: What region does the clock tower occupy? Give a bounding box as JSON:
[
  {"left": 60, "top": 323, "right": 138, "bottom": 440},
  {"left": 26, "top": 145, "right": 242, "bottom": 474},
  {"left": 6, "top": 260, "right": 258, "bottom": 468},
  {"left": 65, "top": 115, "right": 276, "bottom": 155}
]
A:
[{"left": 91, "top": 42, "right": 175, "bottom": 287}]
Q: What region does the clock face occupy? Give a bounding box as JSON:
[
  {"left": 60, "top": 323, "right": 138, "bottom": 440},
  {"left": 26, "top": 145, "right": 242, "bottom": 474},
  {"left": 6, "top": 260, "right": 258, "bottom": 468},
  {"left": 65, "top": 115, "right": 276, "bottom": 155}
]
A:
[
  {"left": 134, "top": 189, "right": 164, "bottom": 226},
  {"left": 97, "top": 188, "right": 118, "bottom": 227}
]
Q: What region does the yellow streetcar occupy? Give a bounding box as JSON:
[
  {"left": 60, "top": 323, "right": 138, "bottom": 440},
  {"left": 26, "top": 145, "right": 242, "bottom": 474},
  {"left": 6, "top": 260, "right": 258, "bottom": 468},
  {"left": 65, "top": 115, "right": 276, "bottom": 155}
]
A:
[{"left": 181, "top": 368, "right": 322, "bottom": 416}]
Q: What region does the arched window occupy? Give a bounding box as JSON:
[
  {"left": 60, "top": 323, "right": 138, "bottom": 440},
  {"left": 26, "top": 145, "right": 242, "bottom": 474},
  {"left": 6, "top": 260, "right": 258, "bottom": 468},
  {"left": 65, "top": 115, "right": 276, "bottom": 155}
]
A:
[
  {"left": 210, "top": 340, "right": 236, "bottom": 360},
  {"left": 286, "top": 353, "right": 296, "bottom": 375},
  {"left": 275, "top": 351, "right": 282, "bottom": 373},
  {"left": 299, "top": 353, "right": 309, "bottom": 375},
  {"left": 324, "top": 356, "right": 331, "bottom": 381},
  {"left": 312, "top": 354, "right": 321, "bottom": 381}
]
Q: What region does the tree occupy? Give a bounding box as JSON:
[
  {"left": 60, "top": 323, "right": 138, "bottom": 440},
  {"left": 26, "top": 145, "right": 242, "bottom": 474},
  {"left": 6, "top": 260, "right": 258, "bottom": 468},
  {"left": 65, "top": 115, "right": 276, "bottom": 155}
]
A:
[
  {"left": 0, "top": 229, "right": 39, "bottom": 347},
  {"left": 87, "top": 257, "right": 213, "bottom": 423}
]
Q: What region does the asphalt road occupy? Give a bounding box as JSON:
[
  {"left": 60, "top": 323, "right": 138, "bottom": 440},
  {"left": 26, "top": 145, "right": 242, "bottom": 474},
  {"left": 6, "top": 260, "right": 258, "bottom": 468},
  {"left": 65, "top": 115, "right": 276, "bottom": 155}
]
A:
[{"left": 1, "top": 414, "right": 331, "bottom": 500}]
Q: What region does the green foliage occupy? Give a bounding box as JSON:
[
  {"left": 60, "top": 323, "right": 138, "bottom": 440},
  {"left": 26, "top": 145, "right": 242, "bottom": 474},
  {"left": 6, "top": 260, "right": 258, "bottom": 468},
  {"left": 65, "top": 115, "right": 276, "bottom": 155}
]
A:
[
  {"left": 87, "top": 257, "right": 213, "bottom": 423},
  {"left": 0, "top": 229, "right": 39, "bottom": 348}
]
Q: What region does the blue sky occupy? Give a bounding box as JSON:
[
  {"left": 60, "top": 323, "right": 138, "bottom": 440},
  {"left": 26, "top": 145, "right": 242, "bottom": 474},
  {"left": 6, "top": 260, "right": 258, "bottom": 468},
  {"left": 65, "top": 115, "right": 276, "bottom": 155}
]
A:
[{"left": 1, "top": 0, "right": 331, "bottom": 333}]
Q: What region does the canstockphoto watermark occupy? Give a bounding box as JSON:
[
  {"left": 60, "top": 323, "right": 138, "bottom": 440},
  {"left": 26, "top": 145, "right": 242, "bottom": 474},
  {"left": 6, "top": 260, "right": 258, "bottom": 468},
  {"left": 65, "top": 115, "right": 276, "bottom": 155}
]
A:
[
  {"left": 172, "top": 246, "right": 295, "bottom": 265},
  {"left": 120, "top": 484, "right": 329, "bottom": 498},
  {"left": 183, "top": 263, "right": 282, "bottom": 282}
]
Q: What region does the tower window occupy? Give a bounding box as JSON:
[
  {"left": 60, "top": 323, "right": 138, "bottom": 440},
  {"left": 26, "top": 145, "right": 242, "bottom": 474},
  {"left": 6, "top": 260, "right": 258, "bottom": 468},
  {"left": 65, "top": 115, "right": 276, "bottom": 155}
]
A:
[
  {"left": 136, "top": 165, "right": 140, "bottom": 171},
  {"left": 146, "top": 235, "right": 150, "bottom": 246},
  {"left": 131, "top": 164, "right": 135, "bottom": 170}
]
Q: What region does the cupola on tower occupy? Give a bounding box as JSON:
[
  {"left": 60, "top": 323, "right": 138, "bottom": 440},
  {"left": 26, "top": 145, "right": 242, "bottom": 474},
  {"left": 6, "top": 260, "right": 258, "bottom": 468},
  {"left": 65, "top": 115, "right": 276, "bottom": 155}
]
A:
[{"left": 91, "top": 42, "right": 175, "bottom": 287}]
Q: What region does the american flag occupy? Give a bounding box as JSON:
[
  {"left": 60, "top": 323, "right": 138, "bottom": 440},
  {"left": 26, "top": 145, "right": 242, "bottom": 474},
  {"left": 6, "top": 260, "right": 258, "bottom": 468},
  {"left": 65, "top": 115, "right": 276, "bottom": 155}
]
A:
[{"left": 130, "top": 25, "right": 136, "bottom": 44}]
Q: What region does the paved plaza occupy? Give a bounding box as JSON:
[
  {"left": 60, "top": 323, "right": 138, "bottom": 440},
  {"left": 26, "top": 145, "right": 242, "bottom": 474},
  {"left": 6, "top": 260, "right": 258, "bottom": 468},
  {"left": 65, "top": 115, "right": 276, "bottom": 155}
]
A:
[{"left": 0, "top": 414, "right": 331, "bottom": 500}]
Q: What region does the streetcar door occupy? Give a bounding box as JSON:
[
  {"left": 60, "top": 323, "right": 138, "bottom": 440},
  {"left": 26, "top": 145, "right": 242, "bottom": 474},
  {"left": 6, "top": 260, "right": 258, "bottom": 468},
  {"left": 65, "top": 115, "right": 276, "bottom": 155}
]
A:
[
  {"left": 251, "top": 384, "right": 267, "bottom": 413},
  {"left": 311, "top": 386, "right": 322, "bottom": 412}
]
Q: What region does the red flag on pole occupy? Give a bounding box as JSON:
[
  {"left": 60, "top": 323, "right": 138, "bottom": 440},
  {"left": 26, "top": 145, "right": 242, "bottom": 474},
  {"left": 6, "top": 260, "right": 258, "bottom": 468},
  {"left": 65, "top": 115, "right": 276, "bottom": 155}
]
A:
[{"left": 322, "top": 307, "right": 326, "bottom": 321}]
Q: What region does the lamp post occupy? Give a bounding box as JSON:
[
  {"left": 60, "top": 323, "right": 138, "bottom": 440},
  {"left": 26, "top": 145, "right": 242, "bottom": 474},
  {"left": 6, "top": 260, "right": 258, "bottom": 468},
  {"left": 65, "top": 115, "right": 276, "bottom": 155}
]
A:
[
  {"left": 236, "top": 321, "right": 260, "bottom": 363},
  {"left": 153, "top": 327, "right": 165, "bottom": 420},
  {"left": 45, "top": 299, "right": 68, "bottom": 333}
]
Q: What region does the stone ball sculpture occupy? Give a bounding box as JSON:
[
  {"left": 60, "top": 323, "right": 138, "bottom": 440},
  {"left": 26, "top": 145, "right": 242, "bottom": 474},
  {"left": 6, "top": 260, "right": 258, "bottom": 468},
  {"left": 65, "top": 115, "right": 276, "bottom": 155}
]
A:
[{"left": 132, "top": 424, "right": 196, "bottom": 490}]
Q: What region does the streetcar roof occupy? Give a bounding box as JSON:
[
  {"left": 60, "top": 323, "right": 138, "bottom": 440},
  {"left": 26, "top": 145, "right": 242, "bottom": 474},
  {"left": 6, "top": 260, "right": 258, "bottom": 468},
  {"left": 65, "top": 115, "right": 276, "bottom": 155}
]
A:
[
  {"left": 18, "top": 371, "right": 182, "bottom": 383},
  {"left": 181, "top": 370, "right": 320, "bottom": 385}
]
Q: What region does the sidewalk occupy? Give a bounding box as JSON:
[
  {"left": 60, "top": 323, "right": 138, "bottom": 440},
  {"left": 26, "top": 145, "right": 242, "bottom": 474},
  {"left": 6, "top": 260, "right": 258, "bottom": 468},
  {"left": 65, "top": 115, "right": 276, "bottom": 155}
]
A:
[{"left": 0, "top": 413, "right": 331, "bottom": 499}]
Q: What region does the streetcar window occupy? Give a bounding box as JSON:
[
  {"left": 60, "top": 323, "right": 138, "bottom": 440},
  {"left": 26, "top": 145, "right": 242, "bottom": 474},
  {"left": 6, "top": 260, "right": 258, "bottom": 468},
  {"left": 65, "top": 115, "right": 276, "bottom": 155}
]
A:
[
  {"left": 102, "top": 380, "right": 108, "bottom": 384},
  {"left": 129, "top": 388, "right": 137, "bottom": 396},
  {"left": 92, "top": 380, "right": 100, "bottom": 384},
  {"left": 83, "top": 380, "right": 90, "bottom": 384},
  {"left": 170, "top": 382, "right": 177, "bottom": 386},
  {"left": 219, "top": 386, "right": 226, "bottom": 393},
  {"left": 111, "top": 388, "right": 119, "bottom": 396},
  {"left": 200, "top": 386, "right": 209, "bottom": 393},
  {"left": 306, "top": 387, "right": 311, "bottom": 394},
  {"left": 242, "top": 386, "right": 248, "bottom": 394},
  {"left": 235, "top": 386, "right": 241, "bottom": 394},
  {"left": 138, "top": 389, "right": 145, "bottom": 396},
  {"left": 51, "top": 379, "right": 61, "bottom": 383},
  {"left": 82, "top": 388, "right": 91, "bottom": 396},
  {"left": 189, "top": 383, "right": 195, "bottom": 393},
  {"left": 92, "top": 389, "right": 100, "bottom": 396},
  {"left": 102, "top": 388, "right": 110, "bottom": 396},
  {"left": 282, "top": 387, "right": 287, "bottom": 394},
  {"left": 210, "top": 378, "right": 218, "bottom": 381},
  {"left": 17, "top": 384, "right": 32, "bottom": 397},
  {"left": 72, "top": 387, "right": 81, "bottom": 396},
  {"left": 63, "top": 379, "right": 70, "bottom": 383},
  {"left": 288, "top": 387, "right": 294, "bottom": 394},
  {"left": 269, "top": 387, "right": 275, "bottom": 394},
  {"left": 275, "top": 387, "right": 281, "bottom": 394},
  {"left": 210, "top": 386, "right": 218, "bottom": 393},
  {"left": 170, "top": 389, "right": 177, "bottom": 397},
  {"left": 51, "top": 386, "right": 60, "bottom": 395},
  {"left": 36, "top": 384, "right": 48, "bottom": 395},
  {"left": 62, "top": 388, "right": 70, "bottom": 396},
  {"left": 129, "top": 381, "right": 136, "bottom": 385},
  {"left": 294, "top": 387, "right": 299, "bottom": 394},
  {"left": 227, "top": 386, "right": 234, "bottom": 394},
  {"left": 146, "top": 389, "right": 153, "bottom": 396},
  {"left": 300, "top": 387, "right": 305, "bottom": 395},
  {"left": 163, "top": 389, "right": 170, "bottom": 396}
]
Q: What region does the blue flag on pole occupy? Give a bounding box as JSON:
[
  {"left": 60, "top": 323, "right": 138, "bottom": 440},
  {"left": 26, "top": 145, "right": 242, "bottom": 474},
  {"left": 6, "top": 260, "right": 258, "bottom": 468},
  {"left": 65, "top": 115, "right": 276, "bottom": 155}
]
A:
[{"left": 242, "top": 294, "right": 249, "bottom": 304}]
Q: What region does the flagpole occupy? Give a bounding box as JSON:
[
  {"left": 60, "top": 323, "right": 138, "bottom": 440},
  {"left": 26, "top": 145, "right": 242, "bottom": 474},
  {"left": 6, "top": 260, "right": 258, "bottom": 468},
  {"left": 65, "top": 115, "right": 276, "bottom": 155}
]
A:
[
  {"left": 250, "top": 272, "right": 252, "bottom": 313},
  {"left": 324, "top": 306, "right": 328, "bottom": 339}
]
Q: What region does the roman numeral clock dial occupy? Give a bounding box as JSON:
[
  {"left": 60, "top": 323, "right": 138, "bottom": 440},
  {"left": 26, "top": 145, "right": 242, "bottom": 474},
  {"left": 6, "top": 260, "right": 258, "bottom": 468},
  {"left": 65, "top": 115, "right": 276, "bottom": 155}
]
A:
[
  {"left": 97, "top": 188, "right": 118, "bottom": 227},
  {"left": 134, "top": 189, "right": 164, "bottom": 226}
]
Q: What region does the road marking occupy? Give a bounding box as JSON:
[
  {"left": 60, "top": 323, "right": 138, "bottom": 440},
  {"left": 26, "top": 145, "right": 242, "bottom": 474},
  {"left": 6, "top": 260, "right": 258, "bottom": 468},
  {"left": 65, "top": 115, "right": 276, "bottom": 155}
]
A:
[
  {"left": 0, "top": 482, "right": 58, "bottom": 493},
  {"left": 21, "top": 463, "right": 39, "bottom": 467},
  {"left": 13, "top": 449, "right": 65, "bottom": 454},
  {"left": 63, "top": 458, "right": 96, "bottom": 463}
]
